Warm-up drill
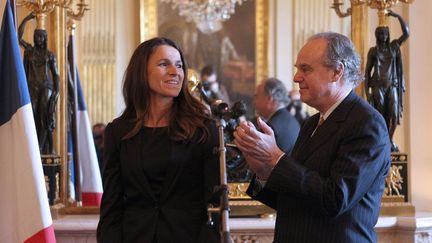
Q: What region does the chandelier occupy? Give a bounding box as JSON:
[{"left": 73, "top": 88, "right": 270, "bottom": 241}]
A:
[{"left": 161, "top": 0, "right": 247, "bottom": 34}]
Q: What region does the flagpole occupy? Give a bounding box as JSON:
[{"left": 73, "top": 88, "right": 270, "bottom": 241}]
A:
[
  {"left": 68, "top": 21, "right": 82, "bottom": 207},
  {"left": 10, "top": 0, "right": 17, "bottom": 32},
  {"left": 1, "top": 2, "right": 56, "bottom": 241}
]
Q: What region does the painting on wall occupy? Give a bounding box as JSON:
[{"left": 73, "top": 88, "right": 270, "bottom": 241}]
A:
[{"left": 158, "top": 1, "right": 255, "bottom": 116}]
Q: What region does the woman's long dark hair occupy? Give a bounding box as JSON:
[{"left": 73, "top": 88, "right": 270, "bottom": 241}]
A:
[{"left": 121, "top": 37, "right": 211, "bottom": 142}]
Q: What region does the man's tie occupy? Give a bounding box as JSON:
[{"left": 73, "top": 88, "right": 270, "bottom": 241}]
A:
[
  {"left": 317, "top": 116, "right": 325, "bottom": 128},
  {"left": 312, "top": 115, "right": 324, "bottom": 136}
]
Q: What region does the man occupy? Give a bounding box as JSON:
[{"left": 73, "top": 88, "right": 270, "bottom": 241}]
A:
[
  {"left": 254, "top": 78, "right": 300, "bottom": 154},
  {"left": 234, "top": 32, "right": 391, "bottom": 242},
  {"left": 200, "top": 65, "right": 231, "bottom": 106}
]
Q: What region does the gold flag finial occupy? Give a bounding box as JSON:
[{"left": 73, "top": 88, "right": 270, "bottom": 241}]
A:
[{"left": 65, "top": 0, "right": 89, "bottom": 35}]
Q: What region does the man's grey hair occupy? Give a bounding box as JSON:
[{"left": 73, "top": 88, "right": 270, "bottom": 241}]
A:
[
  {"left": 309, "top": 32, "right": 363, "bottom": 86},
  {"left": 263, "top": 78, "right": 290, "bottom": 106}
]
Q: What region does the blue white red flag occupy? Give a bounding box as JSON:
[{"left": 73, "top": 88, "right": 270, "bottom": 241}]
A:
[
  {"left": 0, "top": 0, "right": 56, "bottom": 242},
  {"left": 68, "top": 35, "right": 103, "bottom": 206}
]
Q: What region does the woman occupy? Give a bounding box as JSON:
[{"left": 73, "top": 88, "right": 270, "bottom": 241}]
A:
[{"left": 97, "top": 37, "right": 220, "bottom": 242}]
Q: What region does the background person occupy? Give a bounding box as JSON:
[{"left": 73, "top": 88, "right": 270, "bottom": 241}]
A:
[
  {"left": 97, "top": 37, "right": 220, "bottom": 243},
  {"left": 200, "top": 65, "right": 232, "bottom": 106},
  {"left": 254, "top": 78, "right": 300, "bottom": 155},
  {"left": 234, "top": 32, "right": 391, "bottom": 243},
  {"left": 92, "top": 123, "right": 106, "bottom": 173},
  {"left": 286, "top": 89, "right": 310, "bottom": 125}
]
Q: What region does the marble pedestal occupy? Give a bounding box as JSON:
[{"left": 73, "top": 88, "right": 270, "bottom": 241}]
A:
[{"left": 53, "top": 212, "right": 432, "bottom": 243}]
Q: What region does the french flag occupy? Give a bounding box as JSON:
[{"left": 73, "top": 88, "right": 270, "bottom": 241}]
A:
[
  {"left": 68, "top": 35, "right": 103, "bottom": 206},
  {"left": 0, "top": 0, "right": 56, "bottom": 242}
]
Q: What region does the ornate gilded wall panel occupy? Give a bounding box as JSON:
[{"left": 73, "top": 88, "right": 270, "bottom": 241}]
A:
[{"left": 78, "top": 0, "right": 116, "bottom": 125}]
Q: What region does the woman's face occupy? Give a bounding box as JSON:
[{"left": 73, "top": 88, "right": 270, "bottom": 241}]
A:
[{"left": 147, "top": 45, "right": 184, "bottom": 100}]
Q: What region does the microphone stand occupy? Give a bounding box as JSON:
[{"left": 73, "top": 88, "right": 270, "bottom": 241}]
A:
[{"left": 210, "top": 118, "right": 231, "bottom": 243}]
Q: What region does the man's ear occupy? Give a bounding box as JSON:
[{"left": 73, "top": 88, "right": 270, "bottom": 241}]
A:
[{"left": 333, "top": 61, "right": 345, "bottom": 81}]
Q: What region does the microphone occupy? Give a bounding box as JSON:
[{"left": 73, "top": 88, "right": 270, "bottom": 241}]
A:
[{"left": 211, "top": 102, "right": 230, "bottom": 119}]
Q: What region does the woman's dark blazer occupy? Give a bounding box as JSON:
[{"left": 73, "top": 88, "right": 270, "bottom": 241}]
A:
[{"left": 97, "top": 116, "right": 220, "bottom": 243}]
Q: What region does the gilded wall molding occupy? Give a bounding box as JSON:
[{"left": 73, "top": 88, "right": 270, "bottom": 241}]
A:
[
  {"left": 255, "top": 0, "right": 268, "bottom": 85},
  {"left": 139, "top": 0, "right": 157, "bottom": 42},
  {"left": 78, "top": 0, "right": 116, "bottom": 124}
]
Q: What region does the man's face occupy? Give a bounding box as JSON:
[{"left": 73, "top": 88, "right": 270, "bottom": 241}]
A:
[
  {"left": 254, "top": 83, "right": 272, "bottom": 119},
  {"left": 93, "top": 126, "right": 105, "bottom": 148},
  {"left": 203, "top": 73, "right": 217, "bottom": 83},
  {"left": 293, "top": 38, "right": 336, "bottom": 111}
]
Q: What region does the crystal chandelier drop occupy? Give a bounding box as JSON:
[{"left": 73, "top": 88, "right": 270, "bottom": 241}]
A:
[{"left": 161, "top": 0, "right": 247, "bottom": 34}]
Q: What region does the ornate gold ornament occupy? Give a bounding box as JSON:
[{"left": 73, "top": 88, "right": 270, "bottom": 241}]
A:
[
  {"left": 17, "top": 0, "right": 59, "bottom": 29},
  {"left": 332, "top": 0, "right": 414, "bottom": 26},
  {"left": 16, "top": 0, "right": 89, "bottom": 30},
  {"left": 187, "top": 68, "right": 201, "bottom": 93},
  {"left": 64, "top": 0, "right": 89, "bottom": 21},
  {"left": 385, "top": 165, "right": 404, "bottom": 197}
]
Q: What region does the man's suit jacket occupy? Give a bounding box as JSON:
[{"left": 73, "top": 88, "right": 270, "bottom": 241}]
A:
[
  {"left": 248, "top": 91, "right": 391, "bottom": 243},
  {"left": 97, "top": 117, "right": 220, "bottom": 243},
  {"left": 267, "top": 108, "right": 300, "bottom": 155}
]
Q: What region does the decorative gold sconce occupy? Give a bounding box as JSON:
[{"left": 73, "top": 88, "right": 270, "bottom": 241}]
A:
[
  {"left": 16, "top": 0, "right": 89, "bottom": 29},
  {"left": 332, "top": 0, "right": 414, "bottom": 26},
  {"left": 16, "top": 0, "right": 62, "bottom": 29},
  {"left": 65, "top": 0, "right": 89, "bottom": 20}
]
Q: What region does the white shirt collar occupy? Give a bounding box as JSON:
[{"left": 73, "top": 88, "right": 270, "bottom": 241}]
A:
[{"left": 320, "top": 89, "right": 351, "bottom": 121}]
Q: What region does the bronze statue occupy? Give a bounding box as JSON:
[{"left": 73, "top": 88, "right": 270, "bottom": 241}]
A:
[
  {"left": 18, "top": 13, "right": 60, "bottom": 154},
  {"left": 365, "top": 10, "right": 409, "bottom": 152}
]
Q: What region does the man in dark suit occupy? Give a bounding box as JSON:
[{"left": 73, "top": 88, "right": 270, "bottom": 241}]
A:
[
  {"left": 254, "top": 78, "right": 300, "bottom": 154},
  {"left": 234, "top": 32, "right": 391, "bottom": 243}
]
